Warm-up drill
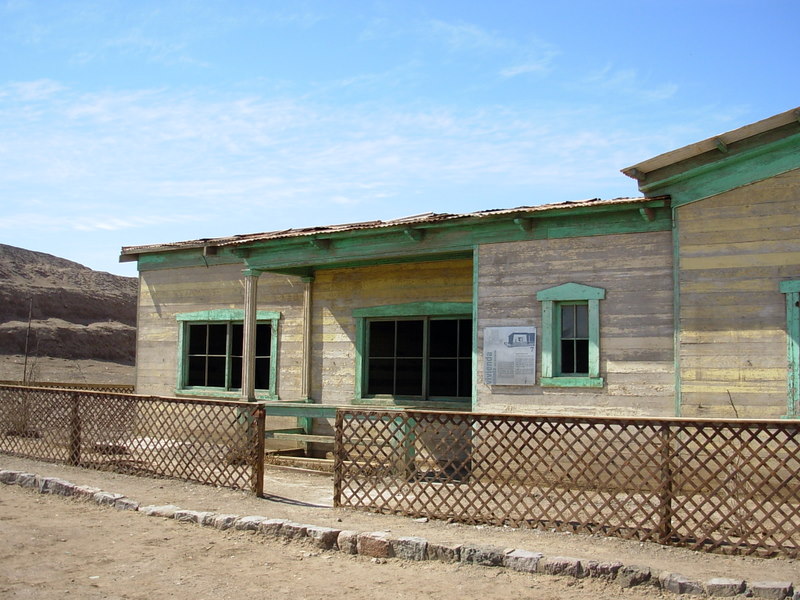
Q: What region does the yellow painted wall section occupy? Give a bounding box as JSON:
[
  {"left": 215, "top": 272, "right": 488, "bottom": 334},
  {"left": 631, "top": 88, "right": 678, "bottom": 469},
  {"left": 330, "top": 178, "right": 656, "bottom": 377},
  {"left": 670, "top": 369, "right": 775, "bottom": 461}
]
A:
[
  {"left": 677, "top": 168, "right": 800, "bottom": 418},
  {"left": 477, "top": 231, "right": 675, "bottom": 417},
  {"left": 310, "top": 259, "right": 473, "bottom": 406}
]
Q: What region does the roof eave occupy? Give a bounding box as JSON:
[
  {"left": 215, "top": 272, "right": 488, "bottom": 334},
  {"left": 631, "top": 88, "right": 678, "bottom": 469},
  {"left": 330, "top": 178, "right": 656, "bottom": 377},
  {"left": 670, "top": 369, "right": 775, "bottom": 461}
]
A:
[{"left": 622, "top": 106, "right": 800, "bottom": 181}]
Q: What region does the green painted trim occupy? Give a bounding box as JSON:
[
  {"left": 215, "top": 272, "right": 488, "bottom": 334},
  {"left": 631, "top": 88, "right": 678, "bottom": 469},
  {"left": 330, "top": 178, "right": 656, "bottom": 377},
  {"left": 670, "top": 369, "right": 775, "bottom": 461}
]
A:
[
  {"left": 471, "top": 246, "right": 479, "bottom": 411},
  {"left": 175, "top": 388, "right": 279, "bottom": 401},
  {"left": 587, "top": 298, "right": 600, "bottom": 379},
  {"left": 353, "top": 302, "right": 472, "bottom": 318},
  {"left": 540, "top": 300, "right": 554, "bottom": 378},
  {"left": 781, "top": 282, "right": 800, "bottom": 418},
  {"left": 537, "top": 283, "right": 605, "bottom": 387},
  {"left": 354, "top": 317, "right": 365, "bottom": 400},
  {"left": 536, "top": 282, "right": 605, "bottom": 301},
  {"left": 260, "top": 402, "right": 340, "bottom": 418},
  {"left": 672, "top": 205, "right": 682, "bottom": 417},
  {"left": 351, "top": 397, "right": 471, "bottom": 410},
  {"left": 134, "top": 201, "right": 671, "bottom": 273},
  {"left": 642, "top": 132, "right": 800, "bottom": 207},
  {"left": 779, "top": 280, "right": 800, "bottom": 293},
  {"left": 176, "top": 309, "right": 281, "bottom": 322},
  {"left": 540, "top": 376, "right": 604, "bottom": 388}
]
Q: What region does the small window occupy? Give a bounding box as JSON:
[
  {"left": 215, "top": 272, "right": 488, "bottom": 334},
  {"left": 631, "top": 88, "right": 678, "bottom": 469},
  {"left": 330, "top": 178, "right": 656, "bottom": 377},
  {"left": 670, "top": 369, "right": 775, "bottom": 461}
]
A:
[
  {"left": 176, "top": 309, "right": 280, "bottom": 398},
  {"left": 366, "top": 317, "right": 472, "bottom": 399},
  {"left": 537, "top": 283, "right": 605, "bottom": 388},
  {"left": 559, "top": 303, "right": 589, "bottom": 375}
]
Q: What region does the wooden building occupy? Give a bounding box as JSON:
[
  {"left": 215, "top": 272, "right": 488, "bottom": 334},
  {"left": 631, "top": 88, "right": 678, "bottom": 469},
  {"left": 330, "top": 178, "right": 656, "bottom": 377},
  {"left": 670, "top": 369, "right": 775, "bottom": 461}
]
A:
[{"left": 120, "top": 107, "right": 800, "bottom": 426}]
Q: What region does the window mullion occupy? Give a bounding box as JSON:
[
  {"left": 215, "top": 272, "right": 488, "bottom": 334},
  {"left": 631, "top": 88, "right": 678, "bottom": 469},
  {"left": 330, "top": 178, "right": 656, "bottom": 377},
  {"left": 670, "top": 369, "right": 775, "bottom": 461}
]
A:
[
  {"left": 228, "top": 324, "right": 235, "bottom": 387},
  {"left": 204, "top": 324, "right": 211, "bottom": 387},
  {"left": 392, "top": 320, "right": 398, "bottom": 396},
  {"left": 422, "top": 318, "right": 430, "bottom": 399}
]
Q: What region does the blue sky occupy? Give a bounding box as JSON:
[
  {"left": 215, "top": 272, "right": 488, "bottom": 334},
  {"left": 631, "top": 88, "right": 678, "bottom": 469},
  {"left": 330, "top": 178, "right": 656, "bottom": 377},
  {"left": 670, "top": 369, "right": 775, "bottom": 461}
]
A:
[{"left": 1, "top": 0, "right": 798, "bottom": 276}]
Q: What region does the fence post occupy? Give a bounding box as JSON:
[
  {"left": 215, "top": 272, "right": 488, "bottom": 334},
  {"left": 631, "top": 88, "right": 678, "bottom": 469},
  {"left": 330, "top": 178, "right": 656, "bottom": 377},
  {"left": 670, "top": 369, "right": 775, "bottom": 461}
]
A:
[
  {"left": 251, "top": 405, "right": 265, "bottom": 497},
  {"left": 657, "top": 424, "right": 674, "bottom": 544},
  {"left": 68, "top": 392, "right": 81, "bottom": 466},
  {"left": 333, "top": 410, "right": 343, "bottom": 507}
]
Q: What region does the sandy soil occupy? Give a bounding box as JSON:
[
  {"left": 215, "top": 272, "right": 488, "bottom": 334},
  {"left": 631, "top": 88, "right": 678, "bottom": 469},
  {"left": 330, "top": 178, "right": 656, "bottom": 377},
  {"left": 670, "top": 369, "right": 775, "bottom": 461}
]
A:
[
  {"left": 0, "top": 356, "right": 134, "bottom": 386},
  {"left": 1, "top": 456, "right": 798, "bottom": 599},
  {"left": 0, "top": 479, "right": 668, "bottom": 600}
]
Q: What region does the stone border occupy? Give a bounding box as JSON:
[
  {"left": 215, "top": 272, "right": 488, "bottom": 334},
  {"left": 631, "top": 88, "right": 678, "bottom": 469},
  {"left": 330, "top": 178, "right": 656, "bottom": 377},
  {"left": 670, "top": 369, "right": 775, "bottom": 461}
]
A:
[{"left": 1, "top": 468, "right": 796, "bottom": 599}]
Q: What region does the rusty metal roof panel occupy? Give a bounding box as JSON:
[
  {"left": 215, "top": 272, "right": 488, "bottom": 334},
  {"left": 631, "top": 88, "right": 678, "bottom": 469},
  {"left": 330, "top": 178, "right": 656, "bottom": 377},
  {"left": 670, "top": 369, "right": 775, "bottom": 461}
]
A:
[{"left": 120, "top": 196, "right": 652, "bottom": 256}]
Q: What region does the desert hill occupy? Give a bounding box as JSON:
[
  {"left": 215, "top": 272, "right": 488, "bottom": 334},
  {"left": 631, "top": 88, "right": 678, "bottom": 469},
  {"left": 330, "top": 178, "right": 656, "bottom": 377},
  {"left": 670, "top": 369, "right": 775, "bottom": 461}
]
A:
[{"left": 0, "top": 244, "right": 137, "bottom": 372}]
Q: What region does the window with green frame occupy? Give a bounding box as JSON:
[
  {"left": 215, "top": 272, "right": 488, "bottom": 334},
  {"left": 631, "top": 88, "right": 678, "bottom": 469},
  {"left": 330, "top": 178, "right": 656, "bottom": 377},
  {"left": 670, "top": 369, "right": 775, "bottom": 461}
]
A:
[
  {"left": 176, "top": 310, "right": 280, "bottom": 397},
  {"left": 536, "top": 283, "right": 605, "bottom": 388},
  {"left": 353, "top": 302, "right": 473, "bottom": 403}
]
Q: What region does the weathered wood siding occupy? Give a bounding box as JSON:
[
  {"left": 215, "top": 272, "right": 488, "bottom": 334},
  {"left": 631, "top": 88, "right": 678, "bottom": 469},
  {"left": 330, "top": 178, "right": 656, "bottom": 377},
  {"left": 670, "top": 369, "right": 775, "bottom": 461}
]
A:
[
  {"left": 677, "top": 168, "right": 800, "bottom": 418},
  {"left": 476, "top": 231, "right": 674, "bottom": 416},
  {"left": 310, "top": 259, "right": 473, "bottom": 406},
  {"left": 135, "top": 264, "right": 306, "bottom": 399}
]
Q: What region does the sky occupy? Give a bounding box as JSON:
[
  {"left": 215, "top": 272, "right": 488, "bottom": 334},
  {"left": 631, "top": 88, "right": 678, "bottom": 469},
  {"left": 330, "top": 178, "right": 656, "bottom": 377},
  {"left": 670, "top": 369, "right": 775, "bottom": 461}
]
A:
[{"left": 1, "top": 1, "right": 798, "bottom": 277}]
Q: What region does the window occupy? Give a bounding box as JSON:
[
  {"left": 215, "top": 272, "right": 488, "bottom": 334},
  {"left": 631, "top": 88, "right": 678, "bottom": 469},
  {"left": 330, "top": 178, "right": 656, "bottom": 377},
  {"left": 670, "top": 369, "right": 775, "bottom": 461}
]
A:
[
  {"left": 176, "top": 310, "right": 280, "bottom": 397},
  {"left": 780, "top": 280, "right": 800, "bottom": 417},
  {"left": 537, "top": 283, "right": 605, "bottom": 388},
  {"left": 354, "top": 302, "right": 473, "bottom": 403}
]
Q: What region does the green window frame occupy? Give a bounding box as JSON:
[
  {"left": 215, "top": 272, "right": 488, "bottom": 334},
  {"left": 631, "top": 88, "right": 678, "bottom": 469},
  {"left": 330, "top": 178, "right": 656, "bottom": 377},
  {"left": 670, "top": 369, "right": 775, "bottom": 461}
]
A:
[
  {"left": 353, "top": 302, "right": 473, "bottom": 406},
  {"left": 176, "top": 309, "right": 280, "bottom": 399},
  {"left": 537, "top": 283, "right": 605, "bottom": 388},
  {"left": 780, "top": 280, "right": 800, "bottom": 418}
]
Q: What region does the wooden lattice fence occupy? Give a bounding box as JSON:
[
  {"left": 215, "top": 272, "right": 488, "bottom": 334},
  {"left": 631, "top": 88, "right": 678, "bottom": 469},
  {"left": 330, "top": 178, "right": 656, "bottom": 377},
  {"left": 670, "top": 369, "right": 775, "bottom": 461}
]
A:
[
  {"left": 334, "top": 409, "right": 800, "bottom": 558},
  {"left": 0, "top": 385, "right": 264, "bottom": 494}
]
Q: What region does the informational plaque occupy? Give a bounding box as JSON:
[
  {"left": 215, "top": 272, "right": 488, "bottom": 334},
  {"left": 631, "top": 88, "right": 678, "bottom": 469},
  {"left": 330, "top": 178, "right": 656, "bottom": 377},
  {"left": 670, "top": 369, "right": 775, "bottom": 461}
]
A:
[{"left": 483, "top": 326, "right": 537, "bottom": 386}]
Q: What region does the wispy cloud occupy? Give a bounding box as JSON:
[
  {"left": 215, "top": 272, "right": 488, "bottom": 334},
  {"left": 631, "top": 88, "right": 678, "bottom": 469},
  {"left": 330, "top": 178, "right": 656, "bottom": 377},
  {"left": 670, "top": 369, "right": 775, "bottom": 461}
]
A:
[
  {"left": 585, "top": 65, "right": 678, "bottom": 102},
  {"left": 423, "top": 19, "right": 558, "bottom": 78}
]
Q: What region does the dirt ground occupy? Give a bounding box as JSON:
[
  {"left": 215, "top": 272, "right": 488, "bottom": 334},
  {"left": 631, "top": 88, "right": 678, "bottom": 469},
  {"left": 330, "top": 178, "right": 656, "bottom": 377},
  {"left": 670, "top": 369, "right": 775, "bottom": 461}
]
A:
[{"left": 1, "top": 456, "right": 798, "bottom": 599}]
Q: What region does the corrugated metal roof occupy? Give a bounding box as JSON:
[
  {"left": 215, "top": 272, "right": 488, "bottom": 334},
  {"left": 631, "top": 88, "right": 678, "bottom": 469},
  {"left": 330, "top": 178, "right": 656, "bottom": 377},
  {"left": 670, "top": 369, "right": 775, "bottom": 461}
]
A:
[{"left": 120, "top": 196, "right": 652, "bottom": 256}]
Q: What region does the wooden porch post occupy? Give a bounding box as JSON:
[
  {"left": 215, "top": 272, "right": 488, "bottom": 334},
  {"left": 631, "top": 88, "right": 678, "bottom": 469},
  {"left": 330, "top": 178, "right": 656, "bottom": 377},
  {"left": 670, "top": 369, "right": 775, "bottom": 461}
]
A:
[
  {"left": 301, "top": 275, "right": 314, "bottom": 400},
  {"left": 241, "top": 269, "right": 260, "bottom": 402}
]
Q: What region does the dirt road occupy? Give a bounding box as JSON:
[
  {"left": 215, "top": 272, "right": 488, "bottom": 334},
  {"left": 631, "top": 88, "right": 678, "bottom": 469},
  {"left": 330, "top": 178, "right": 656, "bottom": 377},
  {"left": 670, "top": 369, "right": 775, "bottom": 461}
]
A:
[
  {"left": 1, "top": 456, "right": 798, "bottom": 599},
  {"left": 0, "top": 485, "right": 675, "bottom": 600}
]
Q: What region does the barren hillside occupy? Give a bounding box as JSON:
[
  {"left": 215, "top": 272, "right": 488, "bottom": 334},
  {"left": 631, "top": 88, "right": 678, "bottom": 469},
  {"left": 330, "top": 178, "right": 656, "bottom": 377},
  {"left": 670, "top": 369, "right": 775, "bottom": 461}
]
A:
[{"left": 0, "top": 244, "right": 137, "bottom": 371}]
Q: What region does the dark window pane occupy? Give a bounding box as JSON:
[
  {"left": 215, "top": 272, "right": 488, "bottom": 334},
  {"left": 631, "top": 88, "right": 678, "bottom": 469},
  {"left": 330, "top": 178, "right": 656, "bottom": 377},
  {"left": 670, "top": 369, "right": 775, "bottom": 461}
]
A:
[
  {"left": 575, "top": 339, "right": 589, "bottom": 373},
  {"left": 206, "top": 356, "right": 226, "bottom": 387},
  {"left": 429, "top": 320, "right": 457, "bottom": 357},
  {"left": 458, "top": 319, "right": 472, "bottom": 357},
  {"left": 458, "top": 358, "right": 471, "bottom": 397},
  {"left": 255, "top": 324, "right": 271, "bottom": 356},
  {"left": 561, "top": 305, "right": 575, "bottom": 338},
  {"left": 396, "top": 320, "right": 423, "bottom": 357},
  {"left": 230, "top": 356, "right": 242, "bottom": 389},
  {"left": 207, "top": 324, "right": 227, "bottom": 355},
  {"left": 369, "top": 321, "right": 395, "bottom": 358},
  {"left": 187, "top": 356, "right": 206, "bottom": 386},
  {"left": 188, "top": 325, "right": 207, "bottom": 355},
  {"left": 255, "top": 357, "right": 271, "bottom": 389},
  {"left": 368, "top": 359, "right": 394, "bottom": 394},
  {"left": 231, "top": 324, "right": 243, "bottom": 357},
  {"left": 575, "top": 305, "right": 589, "bottom": 338},
  {"left": 561, "top": 340, "right": 575, "bottom": 374},
  {"left": 429, "top": 358, "right": 458, "bottom": 396},
  {"left": 395, "top": 358, "right": 423, "bottom": 395}
]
